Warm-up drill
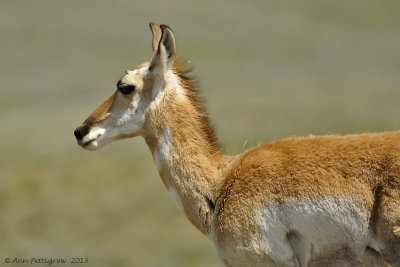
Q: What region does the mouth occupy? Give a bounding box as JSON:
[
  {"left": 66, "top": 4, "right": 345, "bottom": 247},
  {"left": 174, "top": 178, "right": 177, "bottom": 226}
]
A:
[
  {"left": 77, "top": 138, "right": 98, "bottom": 150},
  {"left": 81, "top": 139, "right": 94, "bottom": 147},
  {"left": 74, "top": 126, "right": 106, "bottom": 150}
]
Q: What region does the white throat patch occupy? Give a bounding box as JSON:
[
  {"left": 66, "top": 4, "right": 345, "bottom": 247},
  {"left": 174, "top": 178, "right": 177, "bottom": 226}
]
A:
[
  {"left": 169, "top": 187, "right": 184, "bottom": 214},
  {"left": 153, "top": 126, "right": 173, "bottom": 171}
]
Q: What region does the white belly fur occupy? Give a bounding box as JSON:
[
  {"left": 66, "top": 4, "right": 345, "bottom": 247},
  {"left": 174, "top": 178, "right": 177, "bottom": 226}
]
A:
[{"left": 254, "top": 197, "right": 377, "bottom": 265}]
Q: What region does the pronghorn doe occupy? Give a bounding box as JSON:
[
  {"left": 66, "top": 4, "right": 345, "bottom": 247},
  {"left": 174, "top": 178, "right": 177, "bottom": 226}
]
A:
[{"left": 74, "top": 23, "right": 400, "bottom": 266}]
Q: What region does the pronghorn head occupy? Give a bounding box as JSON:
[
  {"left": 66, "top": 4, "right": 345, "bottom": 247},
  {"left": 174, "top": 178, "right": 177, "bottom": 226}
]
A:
[{"left": 74, "top": 23, "right": 176, "bottom": 150}]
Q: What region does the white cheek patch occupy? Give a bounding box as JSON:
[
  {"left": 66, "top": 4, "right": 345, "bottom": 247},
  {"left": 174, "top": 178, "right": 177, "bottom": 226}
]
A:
[
  {"left": 153, "top": 126, "right": 173, "bottom": 171},
  {"left": 169, "top": 187, "right": 184, "bottom": 214},
  {"left": 254, "top": 197, "right": 372, "bottom": 264},
  {"left": 114, "top": 95, "right": 147, "bottom": 135}
]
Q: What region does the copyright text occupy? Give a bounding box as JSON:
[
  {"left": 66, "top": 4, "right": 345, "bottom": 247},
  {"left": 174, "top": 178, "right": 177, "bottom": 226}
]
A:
[{"left": 4, "top": 257, "right": 88, "bottom": 265}]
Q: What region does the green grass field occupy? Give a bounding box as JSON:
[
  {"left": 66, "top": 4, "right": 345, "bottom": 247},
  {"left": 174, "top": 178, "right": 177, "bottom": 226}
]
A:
[{"left": 1, "top": 1, "right": 400, "bottom": 266}]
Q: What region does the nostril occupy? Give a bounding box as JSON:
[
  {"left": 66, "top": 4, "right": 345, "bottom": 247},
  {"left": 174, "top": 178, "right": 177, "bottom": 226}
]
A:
[
  {"left": 74, "top": 125, "right": 89, "bottom": 140},
  {"left": 74, "top": 128, "right": 83, "bottom": 140}
]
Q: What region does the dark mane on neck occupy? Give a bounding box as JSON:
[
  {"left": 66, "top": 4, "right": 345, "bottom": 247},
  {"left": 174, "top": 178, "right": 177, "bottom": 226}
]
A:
[{"left": 172, "top": 58, "right": 220, "bottom": 154}]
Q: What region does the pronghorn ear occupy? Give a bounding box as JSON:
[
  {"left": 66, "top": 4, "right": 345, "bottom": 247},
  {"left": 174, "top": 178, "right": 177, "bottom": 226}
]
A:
[
  {"left": 159, "top": 25, "right": 176, "bottom": 60},
  {"left": 149, "top": 22, "right": 162, "bottom": 52},
  {"left": 150, "top": 24, "right": 176, "bottom": 73}
]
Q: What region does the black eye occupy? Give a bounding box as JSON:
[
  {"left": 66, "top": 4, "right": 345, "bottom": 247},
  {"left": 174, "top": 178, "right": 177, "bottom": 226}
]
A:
[{"left": 117, "top": 83, "right": 136, "bottom": 94}]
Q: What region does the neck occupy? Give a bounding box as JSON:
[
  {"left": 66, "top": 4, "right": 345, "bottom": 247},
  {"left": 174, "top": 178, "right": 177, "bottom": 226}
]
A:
[{"left": 143, "top": 64, "right": 231, "bottom": 235}]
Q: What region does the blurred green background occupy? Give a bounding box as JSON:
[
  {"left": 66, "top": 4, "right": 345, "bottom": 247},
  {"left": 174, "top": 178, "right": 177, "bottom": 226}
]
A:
[{"left": 1, "top": 0, "right": 400, "bottom": 266}]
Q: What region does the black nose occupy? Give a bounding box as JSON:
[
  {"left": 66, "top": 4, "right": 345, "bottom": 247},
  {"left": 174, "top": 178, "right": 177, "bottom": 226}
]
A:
[{"left": 74, "top": 125, "right": 89, "bottom": 140}]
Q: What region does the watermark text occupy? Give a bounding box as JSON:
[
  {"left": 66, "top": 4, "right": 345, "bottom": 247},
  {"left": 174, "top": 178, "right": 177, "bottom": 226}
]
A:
[{"left": 4, "top": 257, "right": 88, "bottom": 265}]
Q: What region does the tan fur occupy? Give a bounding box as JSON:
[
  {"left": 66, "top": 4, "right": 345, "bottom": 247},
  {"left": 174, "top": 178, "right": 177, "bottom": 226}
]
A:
[
  {"left": 215, "top": 132, "right": 400, "bottom": 266},
  {"left": 143, "top": 60, "right": 229, "bottom": 233},
  {"left": 74, "top": 24, "right": 400, "bottom": 266},
  {"left": 84, "top": 93, "right": 114, "bottom": 124}
]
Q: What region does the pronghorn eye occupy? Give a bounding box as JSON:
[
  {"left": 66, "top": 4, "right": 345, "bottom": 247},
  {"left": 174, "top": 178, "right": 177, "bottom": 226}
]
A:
[{"left": 117, "top": 83, "right": 136, "bottom": 95}]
